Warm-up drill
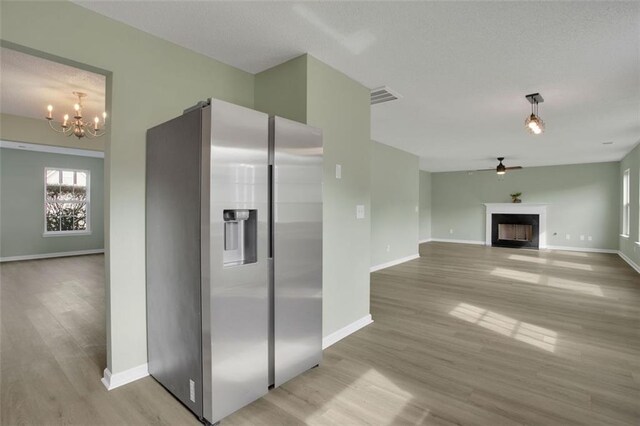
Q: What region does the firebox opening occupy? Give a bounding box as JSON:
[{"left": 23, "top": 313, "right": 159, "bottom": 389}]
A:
[
  {"left": 491, "top": 213, "right": 539, "bottom": 249},
  {"left": 498, "top": 224, "right": 533, "bottom": 242}
]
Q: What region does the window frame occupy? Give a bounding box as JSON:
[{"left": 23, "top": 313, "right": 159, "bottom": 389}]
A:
[
  {"left": 43, "top": 167, "right": 92, "bottom": 237},
  {"left": 622, "top": 168, "right": 630, "bottom": 238}
]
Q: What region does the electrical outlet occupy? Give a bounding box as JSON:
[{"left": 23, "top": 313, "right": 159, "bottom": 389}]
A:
[
  {"left": 449, "top": 228, "right": 454, "bottom": 234},
  {"left": 356, "top": 205, "right": 365, "bottom": 219},
  {"left": 588, "top": 236, "right": 593, "bottom": 241},
  {"left": 386, "top": 245, "right": 391, "bottom": 252},
  {"left": 566, "top": 234, "right": 571, "bottom": 240},
  {"left": 580, "top": 235, "right": 585, "bottom": 241},
  {"left": 335, "top": 164, "right": 342, "bottom": 179}
]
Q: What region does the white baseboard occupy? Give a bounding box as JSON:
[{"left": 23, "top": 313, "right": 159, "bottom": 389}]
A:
[
  {"left": 419, "top": 238, "right": 432, "bottom": 244},
  {"left": 618, "top": 251, "right": 640, "bottom": 274},
  {"left": 101, "top": 363, "right": 149, "bottom": 390},
  {"left": 322, "top": 314, "right": 373, "bottom": 350},
  {"left": 429, "top": 238, "right": 485, "bottom": 245},
  {"left": 370, "top": 253, "right": 419, "bottom": 272},
  {"left": 0, "top": 248, "right": 104, "bottom": 263},
  {"left": 546, "top": 245, "right": 617, "bottom": 254}
]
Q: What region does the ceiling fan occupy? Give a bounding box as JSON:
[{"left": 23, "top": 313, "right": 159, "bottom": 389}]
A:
[{"left": 477, "top": 157, "right": 523, "bottom": 175}]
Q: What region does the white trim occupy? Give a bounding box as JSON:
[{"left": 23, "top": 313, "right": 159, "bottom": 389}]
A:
[
  {"left": 429, "top": 238, "right": 485, "bottom": 245},
  {"left": 322, "top": 314, "right": 373, "bottom": 349},
  {"left": 0, "top": 248, "right": 104, "bottom": 263},
  {"left": 101, "top": 363, "right": 149, "bottom": 390},
  {"left": 618, "top": 251, "right": 640, "bottom": 274},
  {"left": 43, "top": 230, "right": 92, "bottom": 237},
  {"left": 419, "top": 238, "right": 432, "bottom": 244},
  {"left": 0, "top": 140, "right": 104, "bottom": 158},
  {"left": 620, "top": 234, "right": 630, "bottom": 239},
  {"left": 484, "top": 203, "right": 548, "bottom": 248},
  {"left": 370, "top": 253, "right": 419, "bottom": 272},
  {"left": 545, "top": 245, "right": 618, "bottom": 254}
]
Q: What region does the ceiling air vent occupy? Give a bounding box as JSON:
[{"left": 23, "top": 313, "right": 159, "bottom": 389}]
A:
[{"left": 370, "top": 86, "right": 402, "bottom": 105}]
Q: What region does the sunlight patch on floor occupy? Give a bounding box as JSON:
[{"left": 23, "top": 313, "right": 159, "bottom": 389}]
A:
[
  {"left": 546, "top": 277, "right": 603, "bottom": 297},
  {"left": 449, "top": 303, "right": 557, "bottom": 352},
  {"left": 551, "top": 250, "right": 589, "bottom": 258},
  {"left": 310, "top": 368, "right": 424, "bottom": 424},
  {"left": 490, "top": 267, "right": 541, "bottom": 284},
  {"left": 551, "top": 260, "right": 593, "bottom": 271},
  {"left": 508, "top": 254, "right": 548, "bottom": 264}
]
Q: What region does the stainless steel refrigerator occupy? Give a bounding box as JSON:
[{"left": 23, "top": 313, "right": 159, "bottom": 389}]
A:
[{"left": 146, "top": 99, "right": 322, "bottom": 425}]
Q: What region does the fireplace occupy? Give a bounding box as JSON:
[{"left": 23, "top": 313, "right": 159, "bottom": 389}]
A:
[
  {"left": 484, "top": 203, "right": 548, "bottom": 249},
  {"left": 491, "top": 214, "right": 539, "bottom": 248}
]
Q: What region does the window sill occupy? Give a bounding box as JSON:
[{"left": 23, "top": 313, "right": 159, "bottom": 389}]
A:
[
  {"left": 43, "top": 231, "right": 92, "bottom": 237},
  {"left": 620, "top": 234, "right": 630, "bottom": 239},
  {"left": 635, "top": 241, "right": 640, "bottom": 247}
]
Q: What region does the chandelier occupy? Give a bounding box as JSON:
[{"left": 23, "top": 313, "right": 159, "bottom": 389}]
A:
[
  {"left": 524, "top": 93, "right": 544, "bottom": 135},
  {"left": 46, "top": 91, "right": 107, "bottom": 139}
]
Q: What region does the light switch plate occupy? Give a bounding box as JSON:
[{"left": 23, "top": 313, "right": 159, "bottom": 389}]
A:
[
  {"left": 189, "top": 379, "right": 195, "bottom": 402},
  {"left": 336, "top": 164, "right": 342, "bottom": 179},
  {"left": 356, "top": 205, "right": 365, "bottom": 219}
]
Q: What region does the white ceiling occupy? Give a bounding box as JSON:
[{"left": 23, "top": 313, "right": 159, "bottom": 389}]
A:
[
  {"left": 75, "top": 1, "right": 639, "bottom": 171},
  {"left": 0, "top": 47, "right": 106, "bottom": 123}
]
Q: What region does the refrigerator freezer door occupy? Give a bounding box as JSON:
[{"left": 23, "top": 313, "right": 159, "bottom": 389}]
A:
[
  {"left": 272, "top": 116, "right": 323, "bottom": 388},
  {"left": 146, "top": 108, "right": 204, "bottom": 418},
  {"left": 202, "top": 100, "right": 270, "bottom": 423}
]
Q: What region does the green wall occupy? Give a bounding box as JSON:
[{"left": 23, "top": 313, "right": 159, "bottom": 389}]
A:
[
  {"left": 254, "top": 56, "right": 307, "bottom": 123},
  {"left": 431, "top": 162, "right": 620, "bottom": 250},
  {"left": 619, "top": 142, "right": 640, "bottom": 265},
  {"left": 370, "top": 141, "right": 419, "bottom": 267},
  {"left": 307, "top": 56, "right": 371, "bottom": 335},
  {"left": 0, "top": 148, "right": 104, "bottom": 258},
  {"left": 255, "top": 54, "right": 372, "bottom": 337},
  {"left": 419, "top": 170, "right": 432, "bottom": 242},
  {"left": 1, "top": 0, "right": 255, "bottom": 375},
  {"left": 1, "top": 113, "right": 105, "bottom": 152}
]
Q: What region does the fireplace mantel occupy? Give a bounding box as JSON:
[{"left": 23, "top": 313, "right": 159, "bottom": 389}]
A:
[{"left": 484, "top": 203, "right": 548, "bottom": 248}]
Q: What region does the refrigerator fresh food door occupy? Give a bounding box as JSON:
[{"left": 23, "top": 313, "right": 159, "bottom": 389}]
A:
[
  {"left": 271, "top": 116, "right": 323, "bottom": 388},
  {"left": 202, "top": 100, "right": 270, "bottom": 424},
  {"left": 146, "top": 108, "right": 204, "bottom": 418}
]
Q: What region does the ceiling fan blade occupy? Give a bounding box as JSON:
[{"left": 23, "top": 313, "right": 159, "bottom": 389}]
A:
[
  {"left": 475, "top": 168, "right": 495, "bottom": 171},
  {"left": 505, "top": 166, "right": 523, "bottom": 170}
]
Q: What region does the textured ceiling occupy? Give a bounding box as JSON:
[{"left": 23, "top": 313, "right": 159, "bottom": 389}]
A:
[
  {"left": 75, "top": 1, "right": 639, "bottom": 171},
  {"left": 0, "top": 48, "right": 106, "bottom": 123}
]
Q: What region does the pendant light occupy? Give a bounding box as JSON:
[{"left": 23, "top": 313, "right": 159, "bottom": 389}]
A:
[{"left": 524, "top": 93, "right": 544, "bottom": 135}]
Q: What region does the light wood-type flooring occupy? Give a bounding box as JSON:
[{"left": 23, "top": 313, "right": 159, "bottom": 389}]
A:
[{"left": 1, "top": 243, "right": 639, "bottom": 425}]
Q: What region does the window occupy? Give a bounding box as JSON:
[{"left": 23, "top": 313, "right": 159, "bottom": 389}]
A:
[
  {"left": 44, "top": 168, "right": 90, "bottom": 235},
  {"left": 622, "top": 168, "right": 630, "bottom": 237}
]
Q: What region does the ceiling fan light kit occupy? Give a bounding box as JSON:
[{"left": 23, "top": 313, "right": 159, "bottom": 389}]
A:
[{"left": 525, "top": 93, "right": 544, "bottom": 135}]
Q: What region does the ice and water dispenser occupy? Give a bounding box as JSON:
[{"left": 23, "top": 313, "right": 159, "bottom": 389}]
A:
[{"left": 223, "top": 209, "right": 257, "bottom": 267}]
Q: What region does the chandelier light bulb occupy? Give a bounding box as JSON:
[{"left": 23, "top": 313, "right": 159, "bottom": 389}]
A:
[
  {"left": 46, "top": 105, "right": 53, "bottom": 119},
  {"left": 74, "top": 103, "right": 80, "bottom": 111}
]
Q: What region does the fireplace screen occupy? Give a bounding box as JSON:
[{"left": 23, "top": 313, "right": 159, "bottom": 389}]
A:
[{"left": 498, "top": 224, "right": 533, "bottom": 242}]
